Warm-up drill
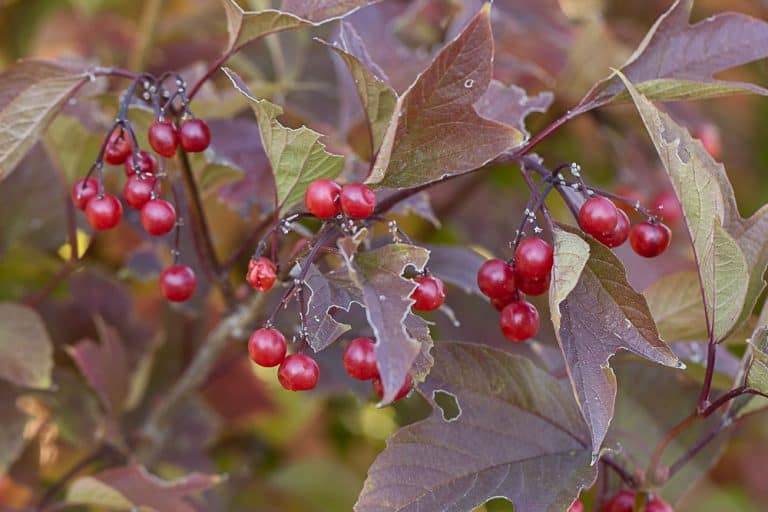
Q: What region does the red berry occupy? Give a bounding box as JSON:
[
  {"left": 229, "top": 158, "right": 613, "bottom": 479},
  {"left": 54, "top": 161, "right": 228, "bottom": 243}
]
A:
[
  {"left": 630, "top": 222, "right": 671, "bottom": 258},
  {"left": 477, "top": 259, "right": 516, "bottom": 302},
  {"left": 596, "top": 208, "right": 630, "bottom": 248},
  {"left": 123, "top": 175, "right": 157, "bottom": 210},
  {"left": 514, "top": 238, "right": 554, "bottom": 281},
  {"left": 72, "top": 178, "right": 98, "bottom": 210},
  {"left": 179, "top": 118, "right": 211, "bottom": 153},
  {"left": 411, "top": 276, "right": 446, "bottom": 311},
  {"left": 568, "top": 500, "right": 585, "bottom": 512},
  {"left": 246, "top": 257, "right": 277, "bottom": 292},
  {"left": 651, "top": 190, "right": 682, "bottom": 226},
  {"left": 516, "top": 272, "right": 551, "bottom": 296},
  {"left": 159, "top": 264, "right": 196, "bottom": 302},
  {"left": 602, "top": 490, "right": 635, "bottom": 512},
  {"left": 579, "top": 197, "right": 619, "bottom": 237},
  {"left": 148, "top": 119, "right": 179, "bottom": 158},
  {"left": 340, "top": 182, "right": 377, "bottom": 219},
  {"left": 373, "top": 373, "right": 412, "bottom": 401},
  {"left": 104, "top": 129, "right": 132, "bottom": 165},
  {"left": 696, "top": 123, "right": 722, "bottom": 160},
  {"left": 491, "top": 296, "right": 513, "bottom": 311},
  {"left": 278, "top": 354, "right": 319, "bottom": 391},
  {"left": 646, "top": 495, "right": 673, "bottom": 512},
  {"left": 85, "top": 193, "right": 123, "bottom": 230},
  {"left": 343, "top": 337, "right": 378, "bottom": 380},
  {"left": 500, "top": 300, "right": 539, "bottom": 342},
  {"left": 248, "top": 328, "right": 287, "bottom": 367},
  {"left": 123, "top": 150, "right": 158, "bottom": 177},
  {"left": 141, "top": 199, "right": 176, "bottom": 236},
  {"left": 305, "top": 179, "right": 342, "bottom": 218}
]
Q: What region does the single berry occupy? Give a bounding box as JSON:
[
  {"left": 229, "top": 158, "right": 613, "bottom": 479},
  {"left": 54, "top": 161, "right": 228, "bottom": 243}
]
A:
[
  {"left": 516, "top": 272, "right": 551, "bottom": 296},
  {"left": 278, "top": 354, "right": 320, "bottom": 391},
  {"left": 579, "top": 196, "right": 619, "bottom": 237},
  {"left": 696, "top": 123, "right": 722, "bottom": 161},
  {"left": 568, "top": 500, "right": 585, "bottom": 512},
  {"left": 477, "top": 259, "right": 516, "bottom": 302},
  {"left": 411, "top": 275, "right": 446, "bottom": 311},
  {"left": 305, "top": 179, "right": 342, "bottom": 218},
  {"left": 651, "top": 190, "right": 682, "bottom": 225},
  {"left": 123, "top": 175, "right": 157, "bottom": 210},
  {"left": 246, "top": 257, "right": 277, "bottom": 292},
  {"left": 596, "top": 208, "right": 630, "bottom": 248},
  {"left": 123, "top": 150, "right": 158, "bottom": 177},
  {"left": 141, "top": 199, "right": 176, "bottom": 236},
  {"left": 148, "top": 119, "right": 179, "bottom": 157},
  {"left": 72, "top": 178, "right": 98, "bottom": 210},
  {"left": 343, "top": 338, "right": 378, "bottom": 380},
  {"left": 500, "top": 300, "right": 539, "bottom": 342},
  {"left": 646, "top": 495, "right": 673, "bottom": 512},
  {"left": 630, "top": 222, "right": 671, "bottom": 258},
  {"left": 514, "top": 238, "right": 554, "bottom": 281},
  {"left": 602, "top": 490, "right": 635, "bottom": 512},
  {"left": 104, "top": 129, "right": 132, "bottom": 165},
  {"left": 340, "top": 182, "right": 377, "bottom": 219},
  {"left": 179, "top": 118, "right": 211, "bottom": 153},
  {"left": 159, "top": 264, "right": 196, "bottom": 302},
  {"left": 248, "top": 328, "right": 287, "bottom": 367},
  {"left": 373, "top": 373, "right": 413, "bottom": 401},
  {"left": 85, "top": 194, "right": 123, "bottom": 230}
]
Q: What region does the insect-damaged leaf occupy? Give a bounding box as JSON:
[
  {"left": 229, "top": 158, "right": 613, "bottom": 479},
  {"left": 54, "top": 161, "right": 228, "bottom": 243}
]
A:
[{"left": 355, "top": 342, "right": 596, "bottom": 512}]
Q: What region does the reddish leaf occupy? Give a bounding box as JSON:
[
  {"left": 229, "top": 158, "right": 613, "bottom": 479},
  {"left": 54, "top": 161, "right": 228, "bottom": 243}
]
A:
[
  {"left": 280, "top": 0, "right": 381, "bottom": 22},
  {"left": 475, "top": 80, "right": 554, "bottom": 140}
]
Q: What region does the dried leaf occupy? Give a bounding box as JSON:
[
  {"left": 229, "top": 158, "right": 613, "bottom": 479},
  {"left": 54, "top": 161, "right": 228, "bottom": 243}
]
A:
[{"left": 0, "top": 302, "right": 54, "bottom": 389}]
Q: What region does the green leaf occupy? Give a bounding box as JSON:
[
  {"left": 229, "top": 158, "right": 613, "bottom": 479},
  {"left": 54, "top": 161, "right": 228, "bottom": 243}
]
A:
[
  {"left": 731, "top": 326, "right": 768, "bottom": 418},
  {"left": 549, "top": 227, "right": 590, "bottom": 332},
  {"left": 0, "top": 302, "right": 54, "bottom": 388},
  {"left": 618, "top": 71, "right": 749, "bottom": 343},
  {"left": 616, "top": 79, "right": 762, "bottom": 102},
  {"left": 67, "top": 477, "right": 135, "bottom": 510},
  {"left": 223, "top": 67, "right": 343, "bottom": 212},
  {"left": 644, "top": 271, "right": 708, "bottom": 342}
]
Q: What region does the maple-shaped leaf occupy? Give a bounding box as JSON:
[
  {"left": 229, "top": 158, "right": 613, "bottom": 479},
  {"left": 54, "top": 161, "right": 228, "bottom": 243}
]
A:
[
  {"left": 367, "top": 4, "right": 523, "bottom": 189},
  {"left": 619, "top": 73, "right": 750, "bottom": 342},
  {"left": 355, "top": 342, "right": 596, "bottom": 512},
  {"left": 224, "top": 67, "right": 343, "bottom": 212},
  {"left": 549, "top": 227, "right": 681, "bottom": 455},
  {"left": 0, "top": 302, "right": 54, "bottom": 389}
]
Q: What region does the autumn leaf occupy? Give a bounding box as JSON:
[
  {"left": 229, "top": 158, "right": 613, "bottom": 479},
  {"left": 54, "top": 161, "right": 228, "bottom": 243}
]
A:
[
  {"left": 475, "top": 80, "right": 553, "bottom": 140},
  {"left": 0, "top": 302, "right": 54, "bottom": 389},
  {"left": 0, "top": 383, "right": 28, "bottom": 473}
]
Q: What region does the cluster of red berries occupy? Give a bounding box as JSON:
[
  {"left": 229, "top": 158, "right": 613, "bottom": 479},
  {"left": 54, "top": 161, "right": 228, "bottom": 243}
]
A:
[
  {"left": 304, "top": 178, "right": 377, "bottom": 219},
  {"left": 603, "top": 490, "right": 672, "bottom": 512}
]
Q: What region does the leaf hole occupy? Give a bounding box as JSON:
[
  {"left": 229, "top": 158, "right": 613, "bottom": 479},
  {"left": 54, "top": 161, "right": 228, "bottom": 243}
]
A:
[{"left": 433, "top": 390, "right": 461, "bottom": 422}]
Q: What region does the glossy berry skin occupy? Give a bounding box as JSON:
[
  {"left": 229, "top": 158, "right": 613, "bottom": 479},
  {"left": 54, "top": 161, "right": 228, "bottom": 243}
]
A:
[
  {"left": 516, "top": 272, "right": 550, "bottom": 296},
  {"left": 568, "top": 500, "right": 585, "bottom": 512},
  {"left": 514, "top": 238, "right": 554, "bottom": 281},
  {"left": 597, "top": 208, "right": 630, "bottom": 248},
  {"left": 579, "top": 197, "right": 619, "bottom": 237},
  {"left": 159, "top": 264, "right": 196, "bottom": 302},
  {"left": 104, "top": 129, "right": 132, "bottom": 165},
  {"left": 652, "top": 190, "right": 683, "bottom": 225},
  {"left": 85, "top": 194, "right": 123, "bottom": 230},
  {"left": 696, "top": 123, "right": 722, "bottom": 161},
  {"left": 305, "top": 179, "right": 342, "bottom": 218},
  {"left": 491, "top": 296, "right": 513, "bottom": 312},
  {"left": 500, "top": 300, "right": 540, "bottom": 342},
  {"left": 123, "top": 176, "right": 156, "bottom": 210},
  {"left": 477, "top": 259, "right": 516, "bottom": 302},
  {"left": 123, "top": 150, "right": 158, "bottom": 177},
  {"left": 248, "top": 328, "right": 287, "bottom": 367},
  {"left": 179, "top": 119, "right": 211, "bottom": 153},
  {"left": 278, "top": 354, "right": 320, "bottom": 391},
  {"left": 148, "top": 120, "right": 179, "bottom": 158},
  {"left": 602, "top": 490, "right": 635, "bottom": 512},
  {"left": 141, "top": 199, "right": 176, "bottom": 236},
  {"left": 343, "top": 337, "right": 378, "bottom": 380},
  {"left": 411, "top": 276, "right": 446, "bottom": 311},
  {"left": 340, "top": 182, "right": 377, "bottom": 219},
  {"left": 646, "top": 496, "right": 673, "bottom": 512},
  {"left": 630, "top": 222, "right": 671, "bottom": 258},
  {"left": 373, "top": 373, "right": 413, "bottom": 401},
  {"left": 246, "top": 257, "right": 277, "bottom": 292},
  {"left": 72, "top": 178, "right": 98, "bottom": 210}
]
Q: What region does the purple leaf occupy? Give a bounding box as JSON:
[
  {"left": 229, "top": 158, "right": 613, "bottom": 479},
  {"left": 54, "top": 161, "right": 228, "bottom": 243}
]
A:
[
  {"left": 424, "top": 244, "right": 487, "bottom": 296},
  {"left": 386, "top": 190, "right": 441, "bottom": 228},
  {"left": 475, "top": 80, "right": 554, "bottom": 140},
  {"left": 304, "top": 263, "right": 356, "bottom": 352},
  {"left": 280, "top": 0, "right": 381, "bottom": 22}
]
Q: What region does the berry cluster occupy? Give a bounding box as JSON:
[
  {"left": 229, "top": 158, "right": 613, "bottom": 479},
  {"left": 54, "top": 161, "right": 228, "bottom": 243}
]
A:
[{"left": 603, "top": 490, "right": 673, "bottom": 512}]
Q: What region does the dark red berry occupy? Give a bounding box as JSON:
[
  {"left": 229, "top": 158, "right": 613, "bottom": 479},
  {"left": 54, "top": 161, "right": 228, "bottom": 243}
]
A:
[
  {"left": 340, "top": 182, "right": 377, "bottom": 219},
  {"left": 696, "top": 123, "right": 722, "bottom": 160},
  {"left": 343, "top": 338, "right": 378, "bottom": 380},
  {"left": 491, "top": 296, "right": 513, "bottom": 311},
  {"left": 514, "top": 238, "right": 554, "bottom": 281},
  {"left": 85, "top": 194, "right": 123, "bottom": 230},
  {"left": 248, "top": 328, "right": 287, "bottom": 367},
  {"left": 579, "top": 196, "right": 619, "bottom": 237},
  {"left": 568, "top": 500, "right": 585, "bottom": 512},
  {"left": 246, "top": 257, "right": 277, "bottom": 292},
  {"left": 411, "top": 276, "right": 446, "bottom": 312},
  {"left": 477, "top": 259, "right": 516, "bottom": 302},
  {"left": 141, "top": 199, "right": 176, "bottom": 236},
  {"left": 72, "top": 178, "right": 98, "bottom": 210},
  {"left": 179, "top": 118, "right": 211, "bottom": 153},
  {"left": 148, "top": 120, "right": 179, "bottom": 158},
  {"left": 159, "top": 264, "right": 196, "bottom": 302},
  {"left": 305, "top": 179, "right": 342, "bottom": 219},
  {"left": 373, "top": 373, "right": 412, "bottom": 401},
  {"left": 630, "top": 222, "right": 671, "bottom": 258},
  {"left": 602, "top": 490, "right": 635, "bottom": 512},
  {"left": 500, "top": 300, "right": 539, "bottom": 342},
  {"left": 123, "top": 176, "right": 156, "bottom": 210},
  {"left": 596, "top": 208, "right": 630, "bottom": 248},
  {"left": 104, "top": 129, "right": 132, "bottom": 165},
  {"left": 123, "top": 150, "right": 158, "bottom": 177},
  {"left": 278, "top": 354, "right": 319, "bottom": 391},
  {"left": 651, "top": 190, "right": 682, "bottom": 225},
  {"left": 646, "top": 495, "right": 673, "bottom": 512},
  {"left": 516, "top": 272, "right": 550, "bottom": 296}
]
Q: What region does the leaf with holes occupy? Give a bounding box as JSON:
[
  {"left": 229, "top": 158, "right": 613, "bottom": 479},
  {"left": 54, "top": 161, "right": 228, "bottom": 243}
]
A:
[
  {"left": 304, "top": 263, "right": 356, "bottom": 352},
  {"left": 644, "top": 271, "right": 707, "bottom": 342},
  {"left": 355, "top": 342, "right": 596, "bottom": 512},
  {"left": 0, "top": 302, "right": 54, "bottom": 388}
]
